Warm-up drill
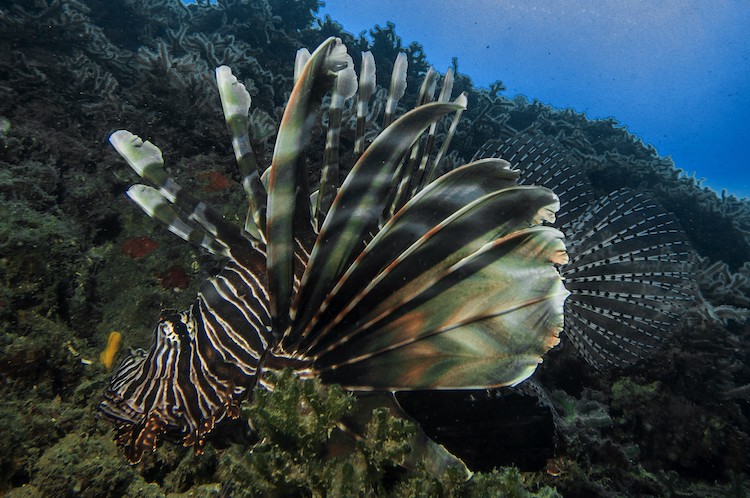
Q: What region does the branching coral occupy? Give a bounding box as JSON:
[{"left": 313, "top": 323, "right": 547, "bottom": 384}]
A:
[{"left": 692, "top": 253, "right": 750, "bottom": 316}]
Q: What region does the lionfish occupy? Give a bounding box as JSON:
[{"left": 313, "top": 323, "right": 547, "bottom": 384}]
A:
[
  {"left": 100, "top": 37, "right": 696, "bottom": 469},
  {"left": 473, "top": 136, "right": 698, "bottom": 369}
]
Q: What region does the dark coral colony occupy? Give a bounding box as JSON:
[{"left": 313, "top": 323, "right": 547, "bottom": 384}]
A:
[{"left": 2, "top": 1, "right": 750, "bottom": 497}]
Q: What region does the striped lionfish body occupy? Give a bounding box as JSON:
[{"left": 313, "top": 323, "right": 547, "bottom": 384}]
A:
[
  {"left": 100, "top": 37, "right": 695, "bottom": 467},
  {"left": 103, "top": 257, "right": 273, "bottom": 459}
]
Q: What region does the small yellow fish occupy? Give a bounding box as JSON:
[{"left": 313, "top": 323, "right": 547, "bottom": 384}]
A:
[{"left": 100, "top": 331, "right": 122, "bottom": 370}]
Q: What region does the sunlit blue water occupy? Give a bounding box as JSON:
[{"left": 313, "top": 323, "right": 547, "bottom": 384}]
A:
[{"left": 319, "top": 0, "right": 750, "bottom": 199}]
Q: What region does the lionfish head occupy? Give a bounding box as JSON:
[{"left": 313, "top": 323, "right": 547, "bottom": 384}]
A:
[
  {"left": 100, "top": 311, "right": 239, "bottom": 463},
  {"left": 99, "top": 314, "right": 188, "bottom": 462}
]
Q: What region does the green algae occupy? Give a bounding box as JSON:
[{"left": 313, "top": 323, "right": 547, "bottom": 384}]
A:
[
  {"left": 217, "top": 370, "right": 412, "bottom": 496},
  {"left": 30, "top": 433, "right": 135, "bottom": 498},
  {"left": 216, "top": 371, "right": 559, "bottom": 497}
]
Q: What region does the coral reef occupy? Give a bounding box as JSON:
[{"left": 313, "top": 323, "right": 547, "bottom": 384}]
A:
[{"left": 1, "top": 0, "right": 749, "bottom": 496}]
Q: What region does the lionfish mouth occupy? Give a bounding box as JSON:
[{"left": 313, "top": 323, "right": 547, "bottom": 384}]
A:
[{"left": 100, "top": 36, "right": 697, "bottom": 469}]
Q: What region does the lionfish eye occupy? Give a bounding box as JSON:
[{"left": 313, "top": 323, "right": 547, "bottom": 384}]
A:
[{"left": 157, "top": 318, "right": 188, "bottom": 339}]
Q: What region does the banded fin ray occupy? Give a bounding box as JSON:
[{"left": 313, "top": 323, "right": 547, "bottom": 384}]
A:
[
  {"left": 389, "top": 67, "right": 457, "bottom": 216},
  {"left": 387, "top": 68, "right": 439, "bottom": 217},
  {"left": 413, "top": 67, "right": 455, "bottom": 194},
  {"left": 110, "top": 131, "right": 253, "bottom": 261},
  {"left": 474, "top": 134, "right": 595, "bottom": 229},
  {"left": 323, "top": 185, "right": 561, "bottom": 342},
  {"left": 216, "top": 65, "right": 267, "bottom": 241},
  {"left": 563, "top": 189, "right": 698, "bottom": 368},
  {"left": 126, "top": 185, "right": 230, "bottom": 258},
  {"left": 354, "top": 51, "right": 376, "bottom": 156},
  {"left": 287, "top": 97, "right": 469, "bottom": 347},
  {"left": 315, "top": 226, "right": 569, "bottom": 390},
  {"left": 313, "top": 54, "right": 358, "bottom": 231},
  {"left": 266, "top": 37, "right": 352, "bottom": 335},
  {"left": 383, "top": 52, "right": 408, "bottom": 128}
]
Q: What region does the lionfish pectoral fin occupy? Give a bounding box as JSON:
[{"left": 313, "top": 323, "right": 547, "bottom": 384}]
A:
[
  {"left": 299, "top": 173, "right": 563, "bottom": 361},
  {"left": 315, "top": 227, "right": 568, "bottom": 390},
  {"left": 562, "top": 189, "right": 699, "bottom": 368}
]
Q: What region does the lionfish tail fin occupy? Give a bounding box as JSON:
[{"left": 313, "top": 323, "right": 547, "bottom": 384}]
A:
[{"left": 563, "top": 189, "right": 699, "bottom": 368}]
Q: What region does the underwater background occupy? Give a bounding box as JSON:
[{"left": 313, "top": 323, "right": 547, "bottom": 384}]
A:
[
  {"left": 1, "top": 1, "right": 749, "bottom": 496},
  {"left": 320, "top": 0, "right": 750, "bottom": 198}
]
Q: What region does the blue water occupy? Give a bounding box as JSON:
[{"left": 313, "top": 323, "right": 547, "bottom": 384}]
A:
[{"left": 318, "top": 0, "right": 750, "bottom": 199}]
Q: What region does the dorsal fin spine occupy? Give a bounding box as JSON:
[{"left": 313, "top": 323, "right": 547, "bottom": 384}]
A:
[
  {"left": 216, "top": 65, "right": 267, "bottom": 242},
  {"left": 354, "top": 51, "right": 376, "bottom": 156},
  {"left": 383, "top": 52, "right": 408, "bottom": 128}
]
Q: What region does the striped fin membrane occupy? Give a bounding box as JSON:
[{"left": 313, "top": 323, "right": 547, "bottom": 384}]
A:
[
  {"left": 476, "top": 134, "right": 699, "bottom": 368},
  {"left": 562, "top": 189, "right": 698, "bottom": 368},
  {"left": 474, "top": 134, "right": 597, "bottom": 230},
  {"left": 101, "top": 37, "right": 572, "bottom": 469}
]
